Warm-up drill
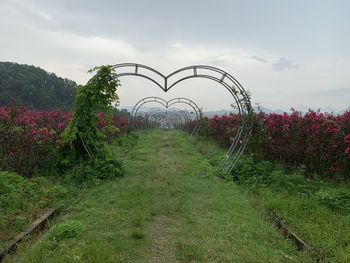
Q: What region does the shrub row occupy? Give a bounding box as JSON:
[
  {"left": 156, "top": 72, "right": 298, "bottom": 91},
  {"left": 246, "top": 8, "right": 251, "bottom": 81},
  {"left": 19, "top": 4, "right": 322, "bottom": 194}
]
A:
[
  {"left": 194, "top": 110, "right": 350, "bottom": 180},
  {"left": 0, "top": 106, "right": 129, "bottom": 177}
]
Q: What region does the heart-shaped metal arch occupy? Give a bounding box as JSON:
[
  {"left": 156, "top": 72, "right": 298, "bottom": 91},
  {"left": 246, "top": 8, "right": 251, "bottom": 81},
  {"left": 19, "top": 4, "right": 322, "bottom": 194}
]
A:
[
  {"left": 143, "top": 107, "right": 191, "bottom": 130},
  {"left": 111, "top": 63, "right": 253, "bottom": 173},
  {"left": 131, "top": 96, "right": 202, "bottom": 136},
  {"left": 145, "top": 107, "right": 192, "bottom": 127}
]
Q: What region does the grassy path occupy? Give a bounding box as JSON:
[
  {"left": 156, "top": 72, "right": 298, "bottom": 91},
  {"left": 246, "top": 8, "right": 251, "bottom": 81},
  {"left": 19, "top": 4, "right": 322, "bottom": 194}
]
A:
[{"left": 6, "top": 131, "right": 312, "bottom": 262}]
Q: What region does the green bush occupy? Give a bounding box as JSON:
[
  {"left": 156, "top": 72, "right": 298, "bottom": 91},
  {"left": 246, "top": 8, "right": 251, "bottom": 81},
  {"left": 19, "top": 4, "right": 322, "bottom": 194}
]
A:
[
  {"left": 0, "top": 171, "right": 64, "bottom": 216},
  {"left": 0, "top": 171, "right": 69, "bottom": 249},
  {"left": 86, "top": 153, "right": 125, "bottom": 181},
  {"left": 114, "top": 133, "right": 139, "bottom": 152},
  {"left": 66, "top": 151, "right": 125, "bottom": 185},
  {"left": 230, "top": 157, "right": 273, "bottom": 191},
  {"left": 315, "top": 188, "right": 350, "bottom": 213},
  {"left": 232, "top": 157, "right": 313, "bottom": 194},
  {"left": 47, "top": 220, "right": 83, "bottom": 242},
  {"left": 231, "top": 157, "right": 350, "bottom": 213}
]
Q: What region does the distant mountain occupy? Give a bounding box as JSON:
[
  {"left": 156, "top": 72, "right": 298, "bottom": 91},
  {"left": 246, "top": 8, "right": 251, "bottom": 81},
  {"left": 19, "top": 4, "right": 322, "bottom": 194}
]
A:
[
  {"left": 0, "top": 62, "right": 77, "bottom": 111},
  {"left": 120, "top": 105, "right": 350, "bottom": 117},
  {"left": 120, "top": 107, "right": 291, "bottom": 117},
  {"left": 202, "top": 109, "right": 233, "bottom": 117},
  {"left": 119, "top": 104, "right": 350, "bottom": 117},
  {"left": 202, "top": 107, "right": 288, "bottom": 116}
]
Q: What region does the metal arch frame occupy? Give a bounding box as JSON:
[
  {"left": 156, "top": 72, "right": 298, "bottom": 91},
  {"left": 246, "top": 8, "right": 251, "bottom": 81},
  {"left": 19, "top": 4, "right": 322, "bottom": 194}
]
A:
[
  {"left": 145, "top": 107, "right": 192, "bottom": 130},
  {"left": 111, "top": 63, "right": 253, "bottom": 173},
  {"left": 145, "top": 108, "right": 187, "bottom": 130},
  {"left": 145, "top": 108, "right": 184, "bottom": 129},
  {"left": 145, "top": 107, "right": 192, "bottom": 126},
  {"left": 131, "top": 96, "right": 202, "bottom": 136}
]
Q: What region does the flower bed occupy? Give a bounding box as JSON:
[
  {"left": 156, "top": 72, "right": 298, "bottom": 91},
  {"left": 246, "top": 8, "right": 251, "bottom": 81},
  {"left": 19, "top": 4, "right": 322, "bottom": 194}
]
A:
[
  {"left": 191, "top": 110, "right": 350, "bottom": 180},
  {"left": 0, "top": 106, "right": 129, "bottom": 176}
]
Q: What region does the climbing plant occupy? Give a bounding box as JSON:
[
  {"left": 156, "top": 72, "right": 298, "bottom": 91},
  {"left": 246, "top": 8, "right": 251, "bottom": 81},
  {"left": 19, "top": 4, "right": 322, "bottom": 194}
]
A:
[{"left": 62, "top": 65, "right": 120, "bottom": 162}]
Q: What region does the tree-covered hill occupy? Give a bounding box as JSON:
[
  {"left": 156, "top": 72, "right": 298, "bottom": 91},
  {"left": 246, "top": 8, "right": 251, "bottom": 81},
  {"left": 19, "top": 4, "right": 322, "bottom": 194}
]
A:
[{"left": 0, "top": 62, "right": 77, "bottom": 111}]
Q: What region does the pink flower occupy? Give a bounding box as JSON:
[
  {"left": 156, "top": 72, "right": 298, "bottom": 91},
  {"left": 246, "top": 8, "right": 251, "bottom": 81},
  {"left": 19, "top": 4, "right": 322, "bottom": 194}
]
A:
[
  {"left": 344, "top": 134, "right": 350, "bottom": 144},
  {"left": 325, "top": 125, "right": 340, "bottom": 135},
  {"left": 309, "top": 124, "right": 321, "bottom": 135},
  {"left": 282, "top": 124, "right": 290, "bottom": 132},
  {"left": 57, "top": 123, "right": 66, "bottom": 130}
]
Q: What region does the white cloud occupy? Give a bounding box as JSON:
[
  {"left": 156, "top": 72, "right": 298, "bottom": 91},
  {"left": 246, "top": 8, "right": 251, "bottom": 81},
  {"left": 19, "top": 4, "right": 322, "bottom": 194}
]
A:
[
  {"left": 169, "top": 42, "right": 184, "bottom": 48},
  {"left": 272, "top": 57, "right": 301, "bottom": 71},
  {"left": 48, "top": 32, "right": 138, "bottom": 58},
  {"left": 0, "top": 0, "right": 349, "bottom": 111}
]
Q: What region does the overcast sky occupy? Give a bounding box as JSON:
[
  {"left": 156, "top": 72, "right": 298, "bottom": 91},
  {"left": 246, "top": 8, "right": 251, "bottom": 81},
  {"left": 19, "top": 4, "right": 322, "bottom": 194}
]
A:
[{"left": 0, "top": 0, "right": 349, "bottom": 111}]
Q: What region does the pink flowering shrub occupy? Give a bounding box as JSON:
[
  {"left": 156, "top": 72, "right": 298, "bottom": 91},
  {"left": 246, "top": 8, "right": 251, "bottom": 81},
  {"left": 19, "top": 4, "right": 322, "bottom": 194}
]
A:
[
  {"left": 0, "top": 106, "right": 72, "bottom": 176},
  {"left": 191, "top": 110, "right": 350, "bottom": 180},
  {"left": 261, "top": 110, "right": 350, "bottom": 179},
  {"left": 0, "top": 106, "right": 129, "bottom": 177},
  {"left": 97, "top": 112, "right": 129, "bottom": 140}
]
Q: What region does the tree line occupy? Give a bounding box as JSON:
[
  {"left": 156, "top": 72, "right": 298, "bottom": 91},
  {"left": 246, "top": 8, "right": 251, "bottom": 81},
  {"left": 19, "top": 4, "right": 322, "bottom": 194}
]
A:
[{"left": 0, "top": 62, "right": 77, "bottom": 111}]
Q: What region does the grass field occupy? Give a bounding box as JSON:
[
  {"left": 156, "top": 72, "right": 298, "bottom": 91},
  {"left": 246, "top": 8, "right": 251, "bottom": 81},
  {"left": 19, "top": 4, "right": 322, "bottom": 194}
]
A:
[{"left": 4, "top": 130, "right": 313, "bottom": 262}]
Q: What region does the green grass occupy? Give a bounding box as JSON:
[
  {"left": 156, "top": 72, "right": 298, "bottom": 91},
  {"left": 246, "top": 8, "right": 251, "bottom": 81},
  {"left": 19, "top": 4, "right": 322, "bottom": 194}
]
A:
[
  {"left": 0, "top": 133, "right": 137, "bottom": 254},
  {"left": 259, "top": 190, "right": 350, "bottom": 262},
  {"left": 192, "top": 135, "right": 350, "bottom": 262},
  {"left": 0, "top": 171, "right": 72, "bottom": 252},
  {"left": 4, "top": 130, "right": 312, "bottom": 262}
]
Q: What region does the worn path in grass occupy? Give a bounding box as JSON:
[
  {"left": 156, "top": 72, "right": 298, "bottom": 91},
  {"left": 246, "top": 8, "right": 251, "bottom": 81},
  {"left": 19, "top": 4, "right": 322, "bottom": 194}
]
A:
[{"left": 6, "top": 131, "right": 312, "bottom": 262}]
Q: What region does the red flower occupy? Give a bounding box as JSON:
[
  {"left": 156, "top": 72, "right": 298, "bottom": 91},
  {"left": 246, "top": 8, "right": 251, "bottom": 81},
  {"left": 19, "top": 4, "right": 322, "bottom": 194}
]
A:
[
  {"left": 325, "top": 125, "right": 340, "bottom": 135},
  {"left": 344, "top": 134, "right": 350, "bottom": 144},
  {"left": 345, "top": 147, "right": 350, "bottom": 154}
]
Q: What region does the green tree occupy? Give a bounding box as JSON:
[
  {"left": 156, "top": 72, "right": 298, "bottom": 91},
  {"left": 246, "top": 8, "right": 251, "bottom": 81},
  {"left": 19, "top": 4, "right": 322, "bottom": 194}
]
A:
[
  {"left": 0, "top": 62, "right": 77, "bottom": 110},
  {"left": 62, "top": 65, "right": 120, "bottom": 160}
]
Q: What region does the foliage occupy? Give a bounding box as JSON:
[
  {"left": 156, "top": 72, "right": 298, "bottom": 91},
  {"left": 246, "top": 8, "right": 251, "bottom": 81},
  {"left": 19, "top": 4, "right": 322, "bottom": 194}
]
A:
[
  {"left": 0, "top": 171, "right": 69, "bottom": 250},
  {"left": 190, "top": 132, "right": 350, "bottom": 262},
  {"left": 59, "top": 65, "right": 128, "bottom": 185},
  {"left": 66, "top": 153, "right": 125, "bottom": 185},
  {"left": 0, "top": 105, "right": 128, "bottom": 177},
  {"left": 254, "top": 110, "right": 350, "bottom": 179},
  {"left": 47, "top": 220, "right": 83, "bottom": 242},
  {"left": 6, "top": 131, "right": 312, "bottom": 262},
  {"left": 112, "top": 133, "right": 139, "bottom": 155},
  {"left": 315, "top": 188, "right": 350, "bottom": 213},
  {"left": 0, "top": 131, "right": 136, "bottom": 255},
  {"left": 0, "top": 62, "right": 76, "bottom": 111},
  {"left": 97, "top": 112, "right": 129, "bottom": 141},
  {"left": 231, "top": 156, "right": 350, "bottom": 214},
  {"left": 190, "top": 109, "right": 350, "bottom": 180},
  {"left": 61, "top": 66, "right": 120, "bottom": 162},
  {"left": 0, "top": 105, "right": 71, "bottom": 176}
]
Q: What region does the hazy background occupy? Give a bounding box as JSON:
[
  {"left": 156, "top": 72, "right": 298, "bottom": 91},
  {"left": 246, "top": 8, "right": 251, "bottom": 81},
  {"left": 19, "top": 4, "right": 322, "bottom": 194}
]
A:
[{"left": 1, "top": 0, "right": 349, "bottom": 112}]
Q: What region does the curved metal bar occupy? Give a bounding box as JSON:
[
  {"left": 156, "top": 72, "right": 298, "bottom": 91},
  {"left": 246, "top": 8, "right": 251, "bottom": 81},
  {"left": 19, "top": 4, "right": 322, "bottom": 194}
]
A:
[
  {"left": 145, "top": 108, "right": 187, "bottom": 130},
  {"left": 145, "top": 107, "right": 191, "bottom": 125},
  {"left": 117, "top": 73, "right": 164, "bottom": 90},
  {"left": 135, "top": 103, "right": 198, "bottom": 133},
  {"left": 111, "top": 63, "right": 253, "bottom": 172},
  {"left": 131, "top": 96, "right": 203, "bottom": 136},
  {"left": 146, "top": 107, "right": 192, "bottom": 130},
  {"left": 168, "top": 74, "right": 244, "bottom": 117},
  {"left": 131, "top": 97, "right": 167, "bottom": 123},
  {"left": 111, "top": 63, "right": 166, "bottom": 91}
]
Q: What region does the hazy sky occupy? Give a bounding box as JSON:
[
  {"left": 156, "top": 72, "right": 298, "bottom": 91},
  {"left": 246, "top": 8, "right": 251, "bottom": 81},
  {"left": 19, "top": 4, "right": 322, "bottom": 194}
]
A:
[{"left": 1, "top": 0, "right": 349, "bottom": 111}]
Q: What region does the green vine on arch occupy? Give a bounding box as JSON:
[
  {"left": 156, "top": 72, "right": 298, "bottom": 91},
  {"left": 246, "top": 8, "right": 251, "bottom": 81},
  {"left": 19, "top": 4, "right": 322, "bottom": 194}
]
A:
[{"left": 62, "top": 65, "right": 120, "bottom": 161}]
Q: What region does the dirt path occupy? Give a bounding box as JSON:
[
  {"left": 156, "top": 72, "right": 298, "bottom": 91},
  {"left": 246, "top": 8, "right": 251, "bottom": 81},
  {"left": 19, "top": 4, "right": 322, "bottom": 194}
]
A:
[{"left": 147, "top": 134, "right": 178, "bottom": 262}]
